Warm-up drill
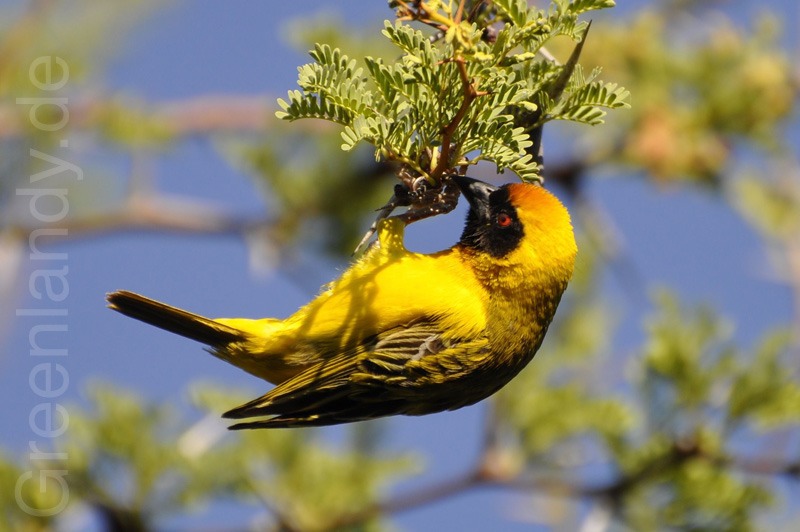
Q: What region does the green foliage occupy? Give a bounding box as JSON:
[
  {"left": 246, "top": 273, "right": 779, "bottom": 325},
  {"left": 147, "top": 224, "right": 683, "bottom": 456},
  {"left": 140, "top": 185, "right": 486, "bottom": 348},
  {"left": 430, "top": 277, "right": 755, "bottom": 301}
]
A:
[
  {"left": 1, "top": 450, "right": 58, "bottom": 532},
  {"left": 642, "top": 291, "right": 735, "bottom": 412},
  {"left": 623, "top": 455, "right": 775, "bottom": 532},
  {"left": 192, "top": 386, "right": 414, "bottom": 531},
  {"left": 277, "top": 0, "right": 626, "bottom": 183},
  {"left": 619, "top": 294, "right": 794, "bottom": 530},
  {"left": 2, "top": 383, "right": 413, "bottom": 531},
  {"left": 733, "top": 173, "right": 800, "bottom": 242},
  {"left": 492, "top": 285, "right": 798, "bottom": 530},
  {"left": 553, "top": 11, "right": 796, "bottom": 186},
  {"left": 0, "top": 0, "right": 163, "bottom": 204},
  {"left": 726, "top": 330, "right": 800, "bottom": 429},
  {"left": 554, "top": 66, "right": 629, "bottom": 125},
  {"left": 637, "top": 292, "right": 800, "bottom": 435}
]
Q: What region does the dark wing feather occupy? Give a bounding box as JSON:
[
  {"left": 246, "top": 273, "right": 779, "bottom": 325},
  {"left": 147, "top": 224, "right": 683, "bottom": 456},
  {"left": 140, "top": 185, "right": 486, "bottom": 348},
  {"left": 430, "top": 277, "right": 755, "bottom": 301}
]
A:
[{"left": 223, "top": 320, "right": 490, "bottom": 429}]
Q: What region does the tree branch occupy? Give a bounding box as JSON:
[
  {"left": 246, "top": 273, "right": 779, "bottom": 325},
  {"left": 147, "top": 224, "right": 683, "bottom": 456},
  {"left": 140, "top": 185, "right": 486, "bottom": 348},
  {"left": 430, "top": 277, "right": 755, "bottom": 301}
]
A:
[
  {"left": 1, "top": 95, "right": 276, "bottom": 138},
  {"left": 430, "top": 58, "right": 484, "bottom": 182},
  {"left": 324, "top": 431, "right": 800, "bottom": 530},
  {"left": 6, "top": 193, "right": 269, "bottom": 245}
]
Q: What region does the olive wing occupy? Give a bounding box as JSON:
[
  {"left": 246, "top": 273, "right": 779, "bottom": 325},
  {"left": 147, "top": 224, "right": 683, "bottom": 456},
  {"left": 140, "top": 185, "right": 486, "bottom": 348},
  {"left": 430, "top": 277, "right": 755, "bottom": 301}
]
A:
[{"left": 222, "top": 319, "right": 490, "bottom": 429}]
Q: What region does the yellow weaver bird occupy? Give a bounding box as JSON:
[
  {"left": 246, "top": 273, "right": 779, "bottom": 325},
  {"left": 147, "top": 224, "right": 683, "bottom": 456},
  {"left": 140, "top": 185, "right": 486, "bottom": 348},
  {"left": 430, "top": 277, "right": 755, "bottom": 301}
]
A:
[{"left": 107, "top": 176, "right": 577, "bottom": 429}]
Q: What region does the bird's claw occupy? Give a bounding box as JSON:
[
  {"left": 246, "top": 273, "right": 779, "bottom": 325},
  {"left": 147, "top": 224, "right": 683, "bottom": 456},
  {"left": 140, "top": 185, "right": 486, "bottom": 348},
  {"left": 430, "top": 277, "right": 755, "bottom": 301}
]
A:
[{"left": 353, "top": 174, "right": 463, "bottom": 255}]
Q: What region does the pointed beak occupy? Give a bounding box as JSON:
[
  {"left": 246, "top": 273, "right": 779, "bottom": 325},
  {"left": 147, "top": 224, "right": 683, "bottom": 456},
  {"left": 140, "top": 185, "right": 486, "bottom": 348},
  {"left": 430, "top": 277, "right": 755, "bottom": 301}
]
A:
[{"left": 451, "top": 175, "right": 497, "bottom": 220}]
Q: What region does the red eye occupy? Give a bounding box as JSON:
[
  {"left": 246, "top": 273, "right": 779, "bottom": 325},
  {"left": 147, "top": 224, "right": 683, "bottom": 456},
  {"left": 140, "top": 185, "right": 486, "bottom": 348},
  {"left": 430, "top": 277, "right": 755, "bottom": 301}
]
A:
[{"left": 496, "top": 212, "right": 512, "bottom": 227}]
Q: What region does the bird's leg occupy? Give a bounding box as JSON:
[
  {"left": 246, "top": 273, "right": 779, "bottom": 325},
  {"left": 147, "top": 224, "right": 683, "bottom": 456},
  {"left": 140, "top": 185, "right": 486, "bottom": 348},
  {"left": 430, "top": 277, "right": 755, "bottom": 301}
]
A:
[
  {"left": 353, "top": 191, "right": 405, "bottom": 256},
  {"left": 353, "top": 175, "right": 462, "bottom": 255}
]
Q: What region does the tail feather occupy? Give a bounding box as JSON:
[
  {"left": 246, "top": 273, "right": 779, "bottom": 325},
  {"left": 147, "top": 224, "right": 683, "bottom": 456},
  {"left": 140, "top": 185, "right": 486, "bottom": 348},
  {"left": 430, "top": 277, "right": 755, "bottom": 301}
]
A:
[{"left": 106, "top": 290, "right": 246, "bottom": 347}]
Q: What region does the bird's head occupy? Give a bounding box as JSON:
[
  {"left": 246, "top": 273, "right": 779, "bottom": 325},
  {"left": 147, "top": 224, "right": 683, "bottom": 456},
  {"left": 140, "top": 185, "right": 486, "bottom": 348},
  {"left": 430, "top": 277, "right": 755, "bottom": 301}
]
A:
[{"left": 452, "top": 175, "right": 577, "bottom": 281}]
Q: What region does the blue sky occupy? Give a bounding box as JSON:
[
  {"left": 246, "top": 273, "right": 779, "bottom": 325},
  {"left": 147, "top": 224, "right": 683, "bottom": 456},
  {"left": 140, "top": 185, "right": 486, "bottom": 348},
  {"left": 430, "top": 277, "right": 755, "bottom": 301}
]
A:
[{"left": 2, "top": 1, "right": 797, "bottom": 530}]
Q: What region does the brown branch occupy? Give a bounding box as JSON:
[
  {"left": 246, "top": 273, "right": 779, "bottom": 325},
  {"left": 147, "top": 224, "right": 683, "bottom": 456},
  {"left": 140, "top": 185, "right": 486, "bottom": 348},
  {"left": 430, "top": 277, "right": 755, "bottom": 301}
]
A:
[
  {"left": 396, "top": 1, "right": 481, "bottom": 185},
  {"left": 430, "top": 58, "right": 481, "bottom": 181},
  {"left": 324, "top": 469, "right": 480, "bottom": 531},
  {"left": 325, "top": 464, "right": 599, "bottom": 531},
  {"left": 6, "top": 194, "right": 269, "bottom": 245},
  {"left": 408, "top": 1, "right": 452, "bottom": 32},
  {"left": 454, "top": 0, "right": 467, "bottom": 25},
  {"left": 382, "top": 468, "right": 483, "bottom": 516},
  {"left": 730, "top": 455, "right": 800, "bottom": 478},
  {"left": 156, "top": 96, "right": 273, "bottom": 135},
  {"left": 0, "top": 95, "right": 277, "bottom": 138}
]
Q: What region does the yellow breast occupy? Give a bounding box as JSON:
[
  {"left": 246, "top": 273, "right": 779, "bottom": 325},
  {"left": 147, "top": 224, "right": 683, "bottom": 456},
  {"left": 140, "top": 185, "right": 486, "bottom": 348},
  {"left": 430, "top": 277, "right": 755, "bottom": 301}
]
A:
[
  {"left": 220, "top": 218, "right": 488, "bottom": 359},
  {"left": 289, "top": 219, "right": 488, "bottom": 346}
]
